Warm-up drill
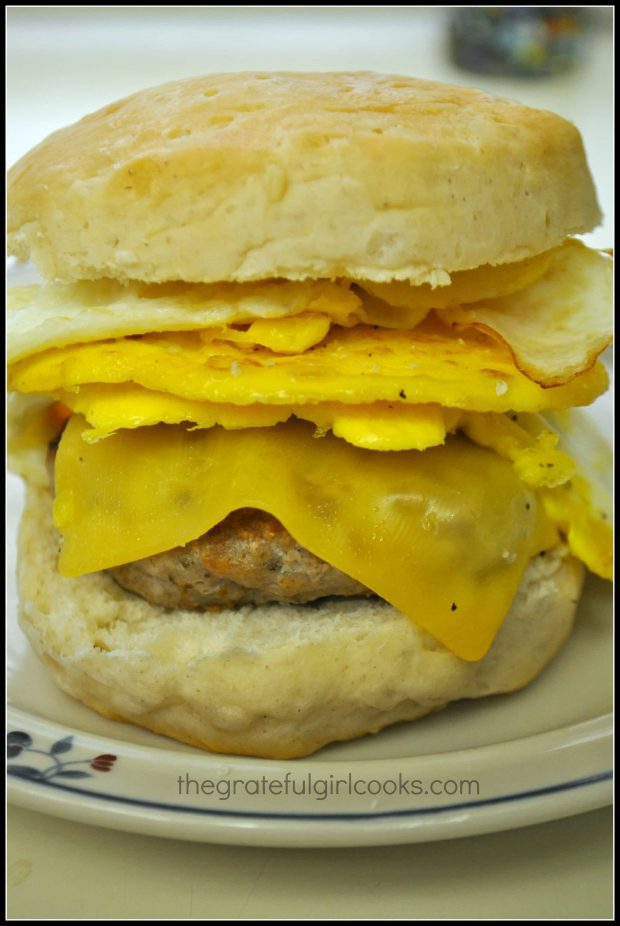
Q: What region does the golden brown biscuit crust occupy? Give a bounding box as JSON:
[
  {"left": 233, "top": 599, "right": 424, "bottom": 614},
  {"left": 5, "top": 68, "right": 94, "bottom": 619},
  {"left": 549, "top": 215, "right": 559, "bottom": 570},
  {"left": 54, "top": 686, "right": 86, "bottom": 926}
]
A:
[{"left": 8, "top": 72, "right": 600, "bottom": 285}]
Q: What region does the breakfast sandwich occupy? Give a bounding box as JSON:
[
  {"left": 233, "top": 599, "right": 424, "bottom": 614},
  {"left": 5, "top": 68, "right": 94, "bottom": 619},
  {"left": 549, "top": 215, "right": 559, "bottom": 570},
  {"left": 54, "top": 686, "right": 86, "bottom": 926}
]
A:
[{"left": 7, "top": 72, "right": 612, "bottom": 758}]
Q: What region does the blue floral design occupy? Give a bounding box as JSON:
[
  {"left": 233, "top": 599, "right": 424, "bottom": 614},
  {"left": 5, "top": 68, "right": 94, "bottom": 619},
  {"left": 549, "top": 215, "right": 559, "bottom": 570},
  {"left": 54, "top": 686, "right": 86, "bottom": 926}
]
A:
[{"left": 7, "top": 731, "right": 117, "bottom": 781}]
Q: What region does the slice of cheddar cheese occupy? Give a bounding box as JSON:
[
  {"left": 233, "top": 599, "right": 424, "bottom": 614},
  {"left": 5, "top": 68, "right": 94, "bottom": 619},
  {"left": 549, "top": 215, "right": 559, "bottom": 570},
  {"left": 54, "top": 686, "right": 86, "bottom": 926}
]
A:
[{"left": 54, "top": 416, "right": 561, "bottom": 661}]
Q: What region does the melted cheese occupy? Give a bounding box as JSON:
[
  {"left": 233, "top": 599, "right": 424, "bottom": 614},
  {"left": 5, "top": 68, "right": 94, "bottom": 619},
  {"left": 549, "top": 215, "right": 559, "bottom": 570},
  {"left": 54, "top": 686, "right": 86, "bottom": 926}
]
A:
[
  {"left": 7, "top": 238, "right": 612, "bottom": 641},
  {"left": 50, "top": 383, "right": 579, "bottom": 478},
  {"left": 54, "top": 416, "right": 559, "bottom": 661}
]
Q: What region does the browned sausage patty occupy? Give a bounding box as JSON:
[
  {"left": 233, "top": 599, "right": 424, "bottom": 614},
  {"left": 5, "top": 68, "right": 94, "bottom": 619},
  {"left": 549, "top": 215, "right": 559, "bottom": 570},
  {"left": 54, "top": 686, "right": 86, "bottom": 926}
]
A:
[
  {"left": 48, "top": 435, "right": 372, "bottom": 610},
  {"left": 108, "top": 508, "right": 373, "bottom": 609}
]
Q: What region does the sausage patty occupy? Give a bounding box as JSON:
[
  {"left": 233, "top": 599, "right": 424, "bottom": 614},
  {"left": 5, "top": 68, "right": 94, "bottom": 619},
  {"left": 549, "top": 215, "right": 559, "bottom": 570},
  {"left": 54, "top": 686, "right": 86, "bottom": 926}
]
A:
[
  {"left": 108, "top": 508, "right": 373, "bottom": 609},
  {"left": 48, "top": 435, "right": 373, "bottom": 610}
]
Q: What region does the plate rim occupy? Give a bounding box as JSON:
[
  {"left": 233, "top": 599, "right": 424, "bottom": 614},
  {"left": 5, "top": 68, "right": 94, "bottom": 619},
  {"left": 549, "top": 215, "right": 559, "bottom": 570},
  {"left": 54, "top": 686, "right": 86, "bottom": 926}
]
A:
[{"left": 7, "top": 705, "right": 612, "bottom": 847}]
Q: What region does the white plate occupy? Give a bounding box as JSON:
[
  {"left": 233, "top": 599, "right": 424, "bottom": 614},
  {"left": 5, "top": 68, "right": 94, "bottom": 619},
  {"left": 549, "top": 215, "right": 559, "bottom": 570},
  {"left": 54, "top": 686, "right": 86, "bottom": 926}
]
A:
[
  {"left": 6, "top": 543, "right": 612, "bottom": 847},
  {"left": 7, "top": 271, "right": 612, "bottom": 846}
]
